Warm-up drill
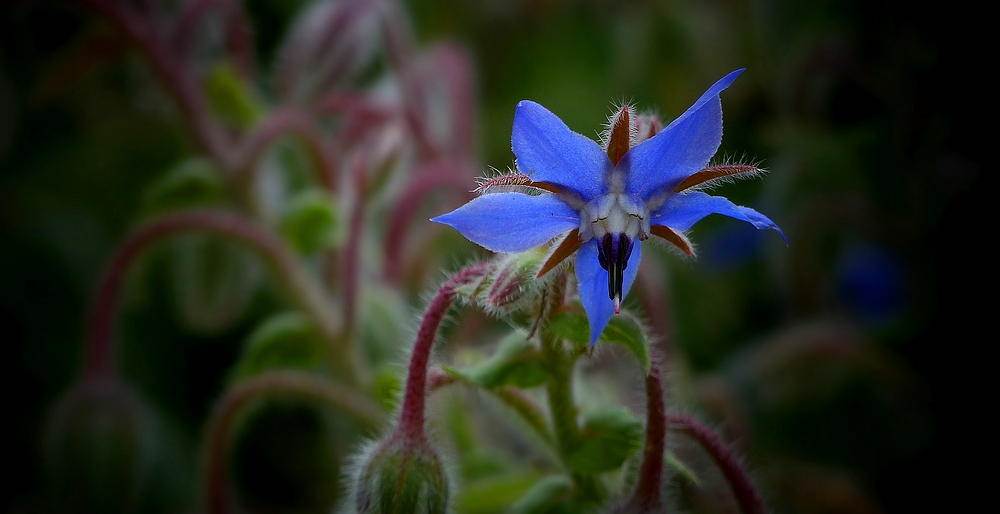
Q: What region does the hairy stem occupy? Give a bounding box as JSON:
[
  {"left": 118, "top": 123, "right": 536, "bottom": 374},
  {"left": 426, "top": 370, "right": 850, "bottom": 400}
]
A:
[
  {"left": 75, "top": 0, "right": 232, "bottom": 167},
  {"left": 667, "top": 413, "right": 765, "bottom": 514},
  {"left": 396, "top": 264, "right": 489, "bottom": 443},
  {"left": 203, "top": 371, "right": 383, "bottom": 514},
  {"left": 625, "top": 358, "right": 667, "bottom": 512},
  {"left": 84, "top": 211, "right": 344, "bottom": 380}
]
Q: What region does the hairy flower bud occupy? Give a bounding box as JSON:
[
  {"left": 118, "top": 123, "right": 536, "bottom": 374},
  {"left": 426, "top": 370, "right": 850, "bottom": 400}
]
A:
[{"left": 352, "top": 437, "right": 451, "bottom": 514}]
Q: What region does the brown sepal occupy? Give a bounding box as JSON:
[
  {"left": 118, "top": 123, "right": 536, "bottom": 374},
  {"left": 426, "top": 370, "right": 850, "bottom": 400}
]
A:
[
  {"left": 607, "top": 106, "right": 631, "bottom": 166},
  {"left": 650, "top": 225, "right": 694, "bottom": 256},
  {"left": 674, "top": 164, "right": 761, "bottom": 193},
  {"left": 536, "top": 229, "right": 582, "bottom": 278}
]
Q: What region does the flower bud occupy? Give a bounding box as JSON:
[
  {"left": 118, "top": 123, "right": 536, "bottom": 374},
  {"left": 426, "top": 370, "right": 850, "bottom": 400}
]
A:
[
  {"left": 352, "top": 436, "right": 451, "bottom": 514},
  {"left": 472, "top": 249, "right": 547, "bottom": 315},
  {"left": 44, "top": 379, "right": 158, "bottom": 513}
]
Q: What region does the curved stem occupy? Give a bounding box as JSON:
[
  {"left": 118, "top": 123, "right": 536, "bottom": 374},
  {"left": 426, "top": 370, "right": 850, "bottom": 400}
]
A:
[
  {"left": 395, "top": 264, "right": 489, "bottom": 443},
  {"left": 340, "top": 157, "right": 367, "bottom": 338},
  {"left": 625, "top": 359, "right": 667, "bottom": 512},
  {"left": 74, "top": 0, "right": 232, "bottom": 167},
  {"left": 85, "top": 211, "right": 343, "bottom": 380},
  {"left": 667, "top": 413, "right": 765, "bottom": 514},
  {"left": 234, "top": 108, "right": 340, "bottom": 192},
  {"left": 383, "top": 160, "right": 474, "bottom": 282},
  {"left": 203, "top": 371, "right": 383, "bottom": 514}
]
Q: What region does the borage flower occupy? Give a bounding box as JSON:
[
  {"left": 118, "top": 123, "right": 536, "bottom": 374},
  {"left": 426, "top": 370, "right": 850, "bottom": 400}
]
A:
[{"left": 433, "top": 69, "right": 785, "bottom": 346}]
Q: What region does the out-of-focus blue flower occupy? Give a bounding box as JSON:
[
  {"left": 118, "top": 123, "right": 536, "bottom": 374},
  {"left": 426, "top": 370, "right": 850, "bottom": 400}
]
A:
[{"left": 433, "top": 69, "right": 784, "bottom": 345}]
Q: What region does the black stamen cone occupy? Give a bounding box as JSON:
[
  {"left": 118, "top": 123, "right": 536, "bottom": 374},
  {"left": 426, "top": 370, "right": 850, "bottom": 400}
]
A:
[{"left": 597, "top": 233, "right": 633, "bottom": 302}]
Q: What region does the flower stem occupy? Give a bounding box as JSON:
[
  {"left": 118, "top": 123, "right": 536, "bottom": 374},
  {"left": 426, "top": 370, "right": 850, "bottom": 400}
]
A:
[
  {"left": 74, "top": 0, "right": 232, "bottom": 167},
  {"left": 203, "top": 371, "right": 383, "bottom": 514},
  {"left": 623, "top": 358, "right": 667, "bottom": 512},
  {"left": 396, "top": 264, "right": 489, "bottom": 444},
  {"left": 536, "top": 277, "right": 602, "bottom": 499},
  {"left": 667, "top": 413, "right": 765, "bottom": 514},
  {"left": 383, "top": 160, "right": 473, "bottom": 283},
  {"left": 233, "top": 108, "right": 340, "bottom": 192},
  {"left": 84, "top": 211, "right": 346, "bottom": 381}
]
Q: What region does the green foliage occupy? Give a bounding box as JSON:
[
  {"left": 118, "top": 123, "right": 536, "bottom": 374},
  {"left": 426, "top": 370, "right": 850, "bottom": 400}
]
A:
[
  {"left": 566, "top": 409, "right": 644, "bottom": 474},
  {"left": 454, "top": 471, "right": 543, "bottom": 514},
  {"left": 140, "top": 159, "right": 227, "bottom": 215},
  {"left": 204, "top": 63, "right": 262, "bottom": 128},
  {"left": 444, "top": 331, "right": 548, "bottom": 389},
  {"left": 230, "top": 312, "right": 326, "bottom": 381},
  {"left": 169, "top": 234, "right": 263, "bottom": 334},
  {"left": 547, "top": 307, "right": 650, "bottom": 372},
  {"left": 279, "top": 189, "right": 344, "bottom": 255},
  {"left": 509, "top": 475, "right": 574, "bottom": 514}
]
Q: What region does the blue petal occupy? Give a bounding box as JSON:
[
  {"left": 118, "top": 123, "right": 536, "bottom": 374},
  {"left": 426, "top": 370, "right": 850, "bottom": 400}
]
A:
[
  {"left": 575, "top": 239, "right": 642, "bottom": 347},
  {"left": 512, "top": 100, "right": 610, "bottom": 201},
  {"left": 621, "top": 69, "right": 744, "bottom": 199},
  {"left": 651, "top": 191, "right": 787, "bottom": 243},
  {"left": 432, "top": 193, "right": 580, "bottom": 252}
]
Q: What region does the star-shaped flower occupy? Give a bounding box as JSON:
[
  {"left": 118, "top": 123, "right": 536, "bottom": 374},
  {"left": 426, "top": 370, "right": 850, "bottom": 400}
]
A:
[{"left": 433, "top": 69, "right": 784, "bottom": 346}]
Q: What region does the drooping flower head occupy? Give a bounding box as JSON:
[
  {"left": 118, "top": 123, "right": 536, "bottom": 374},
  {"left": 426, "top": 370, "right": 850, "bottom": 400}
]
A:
[{"left": 433, "top": 69, "right": 785, "bottom": 346}]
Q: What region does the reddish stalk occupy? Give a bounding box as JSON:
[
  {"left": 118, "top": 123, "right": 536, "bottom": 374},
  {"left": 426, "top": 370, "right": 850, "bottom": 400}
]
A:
[
  {"left": 84, "top": 211, "right": 341, "bottom": 379},
  {"left": 624, "top": 359, "right": 668, "bottom": 512},
  {"left": 667, "top": 413, "right": 765, "bottom": 514},
  {"left": 341, "top": 157, "right": 368, "bottom": 336},
  {"left": 203, "top": 371, "right": 383, "bottom": 514},
  {"left": 382, "top": 160, "right": 474, "bottom": 282},
  {"left": 395, "top": 264, "right": 489, "bottom": 443},
  {"left": 234, "top": 108, "right": 340, "bottom": 192},
  {"left": 74, "top": 0, "right": 232, "bottom": 167}
]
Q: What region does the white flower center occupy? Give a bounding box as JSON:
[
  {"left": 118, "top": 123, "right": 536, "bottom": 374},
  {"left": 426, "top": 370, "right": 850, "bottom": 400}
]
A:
[{"left": 579, "top": 193, "right": 650, "bottom": 243}]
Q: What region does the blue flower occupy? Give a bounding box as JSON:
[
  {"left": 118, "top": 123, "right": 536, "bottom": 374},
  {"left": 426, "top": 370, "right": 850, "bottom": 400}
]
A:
[{"left": 433, "top": 69, "right": 784, "bottom": 346}]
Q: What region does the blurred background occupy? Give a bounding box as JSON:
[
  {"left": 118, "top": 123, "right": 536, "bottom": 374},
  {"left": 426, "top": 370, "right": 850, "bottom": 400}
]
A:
[{"left": 1, "top": 0, "right": 982, "bottom": 513}]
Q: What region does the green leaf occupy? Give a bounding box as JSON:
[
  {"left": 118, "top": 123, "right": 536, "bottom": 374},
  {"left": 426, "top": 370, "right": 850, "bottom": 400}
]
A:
[
  {"left": 565, "top": 409, "right": 644, "bottom": 474},
  {"left": 230, "top": 313, "right": 326, "bottom": 381},
  {"left": 170, "top": 233, "right": 262, "bottom": 334},
  {"left": 140, "top": 159, "right": 226, "bottom": 216},
  {"left": 509, "top": 475, "right": 574, "bottom": 514},
  {"left": 279, "top": 189, "right": 343, "bottom": 255},
  {"left": 600, "top": 314, "right": 650, "bottom": 373},
  {"left": 454, "top": 472, "right": 544, "bottom": 514},
  {"left": 547, "top": 306, "right": 650, "bottom": 373},
  {"left": 444, "top": 331, "right": 548, "bottom": 389},
  {"left": 665, "top": 450, "right": 700, "bottom": 486},
  {"left": 204, "top": 63, "right": 261, "bottom": 128}
]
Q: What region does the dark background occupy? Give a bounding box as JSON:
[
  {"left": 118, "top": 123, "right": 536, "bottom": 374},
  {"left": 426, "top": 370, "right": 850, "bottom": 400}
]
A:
[{"left": 1, "top": 0, "right": 983, "bottom": 512}]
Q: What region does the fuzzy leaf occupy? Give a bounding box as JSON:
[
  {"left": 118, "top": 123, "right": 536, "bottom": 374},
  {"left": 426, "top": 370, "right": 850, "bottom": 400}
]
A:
[
  {"left": 565, "top": 409, "right": 643, "bottom": 474},
  {"left": 509, "top": 475, "right": 574, "bottom": 514},
  {"left": 141, "top": 159, "right": 226, "bottom": 215},
  {"left": 444, "top": 332, "right": 548, "bottom": 389},
  {"left": 665, "top": 450, "right": 701, "bottom": 486},
  {"left": 454, "top": 472, "right": 543, "bottom": 514},
  {"left": 279, "top": 189, "right": 343, "bottom": 255},
  {"left": 547, "top": 307, "right": 650, "bottom": 372},
  {"left": 230, "top": 313, "right": 326, "bottom": 381},
  {"left": 204, "top": 63, "right": 261, "bottom": 127}
]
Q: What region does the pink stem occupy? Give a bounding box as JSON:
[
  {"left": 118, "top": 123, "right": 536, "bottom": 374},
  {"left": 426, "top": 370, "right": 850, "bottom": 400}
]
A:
[
  {"left": 428, "top": 44, "right": 476, "bottom": 158},
  {"left": 667, "top": 413, "right": 765, "bottom": 514},
  {"left": 341, "top": 158, "right": 367, "bottom": 336},
  {"left": 625, "top": 359, "right": 667, "bottom": 512},
  {"left": 75, "top": 0, "right": 232, "bottom": 168},
  {"left": 395, "top": 264, "right": 489, "bottom": 443},
  {"left": 234, "top": 108, "right": 339, "bottom": 192},
  {"left": 84, "top": 211, "right": 340, "bottom": 379},
  {"left": 383, "top": 160, "right": 474, "bottom": 282}
]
